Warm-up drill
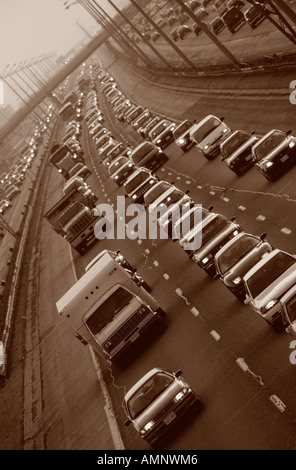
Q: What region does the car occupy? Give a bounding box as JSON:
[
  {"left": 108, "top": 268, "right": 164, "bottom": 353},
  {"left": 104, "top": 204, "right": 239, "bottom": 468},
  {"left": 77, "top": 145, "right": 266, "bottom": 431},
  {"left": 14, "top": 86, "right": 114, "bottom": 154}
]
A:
[
  {"left": 178, "top": 13, "right": 190, "bottom": 24},
  {"left": 220, "top": 129, "right": 258, "bottom": 175},
  {"left": 280, "top": 285, "right": 296, "bottom": 339},
  {"left": 148, "top": 119, "right": 172, "bottom": 141},
  {"left": 251, "top": 129, "right": 296, "bottom": 181},
  {"left": 95, "top": 134, "right": 113, "bottom": 150},
  {"left": 99, "top": 140, "right": 119, "bottom": 161},
  {"left": 0, "top": 199, "right": 11, "bottom": 214},
  {"left": 143, "top": 180, "right": 174, "bottom": 208},
  {"left": 172, "top": 204, "right": 214, "bottom": 242},
  {"left": 188, "top": 0, "right": 202, "bottom": 10},
  {"left": 177, "top": 25, "right": 192, "bottom": 40},
  {"left": 151, "top": 31, "right": 161, "bottom": 42},
  {"left": 168, "top": 15, "right": 179, "bottom": 26},
  {"left": 244, "top": 4, "right": 266, "bottom": 28},
  {"left": 109, "top": 158, "right": 136, "bottom": 186},
  {"left": 214, "top": 232, "right": 272, "bottom": 302},
  {"left": 210, "top": 17, "right": 226, "bottom": 34},
  {"left": 103, "top": 143, "right": 131, "bottom": 167},
  {"left": 222, "top": 7, "right": 246, "bottom": 33},
  {"left": 5, "top": 185, "right": 20, "bottom": 201},
  {"left": 68, "top": 163, "right": 91, "bottom": 179},
  {"left": 173, "top": 120, "right": 196, "bottom": 152},
  {"left": 170, "top": 26, "right": 180, "bottom": 41},
  {"left": 132, "top": 111, "right": 154, "bottom": 132},
  {"left": 185, "top": 213, "right": 243, "bottom": 278},
  {"left": 151, "top": 122, "right": 177, "bottom": 149},
  {"left": 129, "top": 141, "right": 169, "bottom": 172},
  {"left": 124, "top": 167, "right": 159, "bottom": 204},
  {"left": 227, "top": 0, "right": 244, "bottom": 8},
  {"left": 189, "top": 115, "right": 231, "bottom": 159},
  {"left": 244, "top": 249, "right": 296, "bottom": 329},
  {"left": 124, "top": 368, "right": 202, "bottom": 446},
  {"left": 195, "top": 7, "right": 209, "bottom": 20},
  {"left": 193, "top": 23, "right": 203, "bottom": 36},
  {"left": 126, "top": 106, "right": 145, "bottom": 124},
  {"left": 140, "top": 116, "right": 162, "bottom": 138}
]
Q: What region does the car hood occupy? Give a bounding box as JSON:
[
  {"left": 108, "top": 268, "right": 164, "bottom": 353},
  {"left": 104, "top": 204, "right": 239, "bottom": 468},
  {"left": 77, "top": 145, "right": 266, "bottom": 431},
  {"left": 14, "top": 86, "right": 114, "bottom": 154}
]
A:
[
  {"left": 193, "top": 223, "right": 239, "bottom": 261},
  {"left": 255, "top": 140, "right": 289, "bottom": 165}
]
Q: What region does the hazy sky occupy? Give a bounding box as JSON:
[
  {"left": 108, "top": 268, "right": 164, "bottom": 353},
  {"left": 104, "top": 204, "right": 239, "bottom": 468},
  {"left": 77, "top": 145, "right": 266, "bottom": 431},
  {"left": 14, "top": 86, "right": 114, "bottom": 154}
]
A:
[{"left": 0, "top": 0, "right": 108, "bottom": 109}]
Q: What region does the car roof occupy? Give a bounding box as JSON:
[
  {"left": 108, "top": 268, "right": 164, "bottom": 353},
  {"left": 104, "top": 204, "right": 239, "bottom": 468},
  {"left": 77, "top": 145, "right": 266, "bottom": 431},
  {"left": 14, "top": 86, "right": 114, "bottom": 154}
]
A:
[
  {"left": 190, "top": 114, "right": 220, "bottom": 130},
  {"left": 243, "top": 249, "right": 292, "bottom": 281},
  {"left": 124, "top": 368, "right": 171, "bottom": 402},
  {"left": 252, "top": 129, "right": 285, "bottom": 150}
]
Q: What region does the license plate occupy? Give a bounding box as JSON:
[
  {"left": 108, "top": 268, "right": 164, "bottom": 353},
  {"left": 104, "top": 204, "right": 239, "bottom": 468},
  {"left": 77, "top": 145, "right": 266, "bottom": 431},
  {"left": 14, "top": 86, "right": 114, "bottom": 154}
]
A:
[
  {"left": 281, "top": 155, "right": 289, "bottom": 163},
  {"left": 163, "top": 412, "right": 176, "bottom": 425},
  {"left": 245, "top": 155, "right": 252, "bottom": 161},
  {"left": 129, "top": 332, "right": 139, "bottom": 342}
]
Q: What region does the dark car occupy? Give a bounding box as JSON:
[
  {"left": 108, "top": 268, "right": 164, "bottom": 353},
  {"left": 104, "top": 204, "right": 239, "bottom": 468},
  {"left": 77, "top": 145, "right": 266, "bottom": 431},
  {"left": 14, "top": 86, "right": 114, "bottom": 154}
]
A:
[
  {"left": 170, "top": 26, "right": 180, "bottom": 41},
  {"left": 251, "top": 129, "right": 296, "bottom": 181},
  {"left": 140, "top": 116, "right": 162, "bottom": 138},
  {"left": 210, "top": 17, "right": 226, "bottom": 35},
  {"left": 222, "top": 7, "right": 246, "bottom": 33},
  {"left": 130, "top": 141, "right": 169, "bottom": 171},
  {"left": 244, "top": 4, "right": 266, "bottom": 29},
  {"left": 173, "top": 120, "right": 196, "bottom": 152},
  {"left": 177, "top": 25, "right": 192, "bottom": 40},
  {"left": 168, "top": 16, "right": 179, "bottom": 26},
  {"left": 220, "top": 129, "right": 258, "bottom": 175},
  {"left": 227, "top": 0, "right": 244, "bottom": 8},
  {"left": 193, "top": 23, "right": 203, "bottom": 36}
]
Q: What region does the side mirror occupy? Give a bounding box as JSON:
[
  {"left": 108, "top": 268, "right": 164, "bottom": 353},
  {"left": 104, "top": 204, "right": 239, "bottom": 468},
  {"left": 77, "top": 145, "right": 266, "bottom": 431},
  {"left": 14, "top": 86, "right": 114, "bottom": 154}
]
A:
[
  {"left": 251, "top": 130, "right": 256, "bottom": 135},
  {"left": 213, "top": 273, "right": 220, "bottom": 280},
  {"left": 193, "top": 119, "right": 196, "bottom": 123},
  {"left": 286, "top": 129, "right": 292, "bottom": 136},
  {"left": 116, "top": 250, "right": 120, "bottom": 254},
  {"left": 208, "top": 205, "right": 214, "bottom": 212},
  {"left": 171, "top": 181, "right": 175, "bottom": 185},
  {"left": 220, "top": 116, "right": 225, "bottom": 122},
  {"left": 172, "top": 238, "right": 177, "bottom": 243},
  {"left": 175, "top": 369, "right": 182, "bottom": 378},
  {"left": 230, "top": 216, "right": 236, "bottom": 221},
  {"left": 260, "top": 232, "right": 267, "bottom": 241},
  {"left": 124, "top": 419, "right": 132, "bottom": 427},
  {"left": 185, "top": 189, "right": 190, "bottom": 195}
]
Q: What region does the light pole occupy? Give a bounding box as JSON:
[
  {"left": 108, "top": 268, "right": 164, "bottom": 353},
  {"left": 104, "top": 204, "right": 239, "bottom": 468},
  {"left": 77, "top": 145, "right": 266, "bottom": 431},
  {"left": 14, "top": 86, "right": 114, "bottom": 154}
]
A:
[
  {"left": 106, "top": 0, "right": 174, "bottom": 70},
  {"left": 129, "top": 0, "right": 196, "bottom": 70}
]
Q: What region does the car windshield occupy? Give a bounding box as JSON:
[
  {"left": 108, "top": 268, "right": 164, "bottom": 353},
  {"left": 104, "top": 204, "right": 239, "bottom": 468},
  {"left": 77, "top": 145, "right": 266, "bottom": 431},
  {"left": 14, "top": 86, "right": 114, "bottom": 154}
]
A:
[
  {"left": 247, "top": 252, "right": 296, "bottom": 298},
  {"left": 109, "top": 157, "right": 128, "bottom": 175},
  {"left": 189, "top": 216, "right": 229, "bottom": 246},
  {"left": 253, "top": 131, "right": 285, "bottom": 161},
  {"left": 173, "top": 121, "right": 193, "bottom": 138},
  {"left": 191, "top": 117, "right": 221, "bottom": 142},
  {"left": 221, "top": 131, "right": 250, "bottom": 158},
  {"left": 125, "top": 171, "right": 150, "bottom": 192},
  {"left": 285, "top": 294, "right": 296, "bottom": 324},
  {"left": 144, "top": 182, "right": 172, "bottom": 205},
  {"left": 217, "top": 235, "right": 259, "bottom": 275},
  {"left": 127, "top": 372, "right": 174, "bottom": 419},
  {"left": 86, "top": 288, "right": 134, "bottom": 335},
  {"left": 132, "top": 143, "right": 153, "bottom": 163},
  {"left": 150, "top": 121, "right": 170, "bottom": 138}
]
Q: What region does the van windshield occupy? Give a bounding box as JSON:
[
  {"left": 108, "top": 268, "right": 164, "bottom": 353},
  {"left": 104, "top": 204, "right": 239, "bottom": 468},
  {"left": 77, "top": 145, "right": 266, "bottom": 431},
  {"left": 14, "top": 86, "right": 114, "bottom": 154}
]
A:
[
  {"left": 246, "top": 252, "right": 296, "bottom": 298},
  {"left": 191, "top": 117, "right": 221, "bottom": 143},
  {"left": 127, "top": 372, "right": 174, "bottom": 419},
  {"left": 86, "top": 288, "right": 134, "bottom": 335}
]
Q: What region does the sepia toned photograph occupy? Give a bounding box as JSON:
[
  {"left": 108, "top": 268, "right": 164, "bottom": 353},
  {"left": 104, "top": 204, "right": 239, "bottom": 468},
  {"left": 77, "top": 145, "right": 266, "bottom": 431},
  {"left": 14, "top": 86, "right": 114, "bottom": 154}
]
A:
[{"left": 0, "top": 0, "right": 296, "bottom": 455}]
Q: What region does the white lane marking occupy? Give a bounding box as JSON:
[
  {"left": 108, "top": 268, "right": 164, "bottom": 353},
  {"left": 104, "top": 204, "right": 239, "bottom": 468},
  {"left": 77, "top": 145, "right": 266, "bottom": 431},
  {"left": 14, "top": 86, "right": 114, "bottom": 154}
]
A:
[
  {"left": 269, "top": 394, "right": 286, "bottom": 413},
  {"left": 210, "top": 330, "right": 220, "bottom": 341},
  {"left": 238, "top": 205, "right": 246, "bottom": 211},
  {"left": 163, "top": 273, "right": 169, "bottom": 280},
  {"left": 281, "top": 227, "right": 292, "bottom": 235},
  {"left": 191, "top": 307, "right": 199, "bottom": 317},
  {"left": 256, "top": 215, "right": 266, "bottom": 221}
]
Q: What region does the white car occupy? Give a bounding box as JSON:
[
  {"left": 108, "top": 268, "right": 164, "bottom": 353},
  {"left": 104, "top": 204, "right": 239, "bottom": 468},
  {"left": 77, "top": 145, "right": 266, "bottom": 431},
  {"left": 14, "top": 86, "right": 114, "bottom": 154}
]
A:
[
  {"left": 189, "top": 115, "right": 231, "bottom": 159},
  {"left": 0, "top": 199, "right": 11, "bottom": 214}
]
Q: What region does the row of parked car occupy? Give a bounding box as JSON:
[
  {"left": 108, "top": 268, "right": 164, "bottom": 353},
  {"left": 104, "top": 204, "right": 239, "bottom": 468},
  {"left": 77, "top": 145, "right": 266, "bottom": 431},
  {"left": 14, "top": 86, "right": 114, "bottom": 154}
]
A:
[{"left": 92, "top": 64, "right": 296, "bottom": 342}]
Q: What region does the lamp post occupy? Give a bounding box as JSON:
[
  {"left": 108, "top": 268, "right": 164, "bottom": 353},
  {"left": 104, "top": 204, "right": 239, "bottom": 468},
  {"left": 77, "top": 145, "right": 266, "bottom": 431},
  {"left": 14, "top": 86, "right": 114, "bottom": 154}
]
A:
[
  {"left": 106, "top": 0, "right": 174, "bottom": 70},
  {"left": 129, "top": 0, "right": 196, "bottom": 70}
]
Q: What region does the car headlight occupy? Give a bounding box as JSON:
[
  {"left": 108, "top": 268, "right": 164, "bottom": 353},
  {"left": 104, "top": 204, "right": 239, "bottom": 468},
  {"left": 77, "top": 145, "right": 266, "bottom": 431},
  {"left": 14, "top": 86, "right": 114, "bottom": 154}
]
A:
[
  {"left": 202, "top": 256, "right": 210, "bottom": 264},
  {"left": 58, "top": 169, "right": 62, "bottom": 173},
  {"left": 233, "top": 276, "right": 242, "bottom": 285},
  {"left": 128, "top": 163, "right": 133, "bottom": 167},
  {"left": 156, "top": 139, "right": 161, "bottom": 143},
  {"left": 132, "top": 194, "right": 137, "bottom": 199},
  {"left": 265, "top": 161, "right": 273, "bottom": 168},
  {"left": 174, "top": 387, "right": 189, "bottom": 402},
  {"left": 289, "top": 141, "right": 295, "bottom": 148},
  {"left": 141, "top": 421, "right": 155, "bottom": 434},
  {"left": 232, "top": 230, "right": 239, "bottom": 236},
  {"left": 157, "top": 147, "right": 162, "bottom": 153},
  {"left": 178, "top": 138, "right": 185, "bottom": 144},
  {"left": 104, "top": 340, "right": 112, "bottom": 349},
  {"left": 262, "top": 299, "right": 277, "bottom": 313},
  {"left": 204, "top": 145, "right": 209, "bottom": 150},
  {"left": 114, "top": 175, "right": 119, "bottom": 179},
  {"left": 223, "top": 128, "right": 228, "bottom": 133},
  {"left": 149, "top": 179, "right": 154, "bottom": 184},
  {"left": 163, "top": 219, "right": 170, "bottom": 226}
]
